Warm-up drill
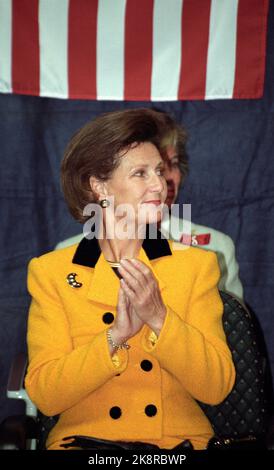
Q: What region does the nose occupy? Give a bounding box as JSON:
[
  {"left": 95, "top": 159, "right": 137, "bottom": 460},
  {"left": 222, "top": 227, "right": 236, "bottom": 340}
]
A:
[{"left": 149, "top": 172, "right": 166, "bottom": 193}]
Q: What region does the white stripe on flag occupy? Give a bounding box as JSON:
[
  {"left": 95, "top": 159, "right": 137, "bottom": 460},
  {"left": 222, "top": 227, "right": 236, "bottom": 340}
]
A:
[
  {"left": 205, "top": 0, "right": 239, "bottom": 99},
  {"left": 97, "top": 0, "right": 126, "bottom": 100},
  {"left": 39, "top": 0, "right": 69, "bottom": 98},
  {"left": 0, "top": 0, "right": 12, "bottom": 93},
  {"left": 151, "top": 0, "right": 183, "bottom": 101}
]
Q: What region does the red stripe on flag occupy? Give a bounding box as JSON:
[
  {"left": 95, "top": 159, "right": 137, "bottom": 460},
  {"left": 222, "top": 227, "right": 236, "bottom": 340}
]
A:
[
  {"left": 68, "top": 0, "right": 98, "bottom": 99},
  {"left": 233, "top": 0, "right": 269, "bottom": 99},
  {"left": 178, "top": 0, "right": 211, "bottom": 100},
  {"left": 12, "top": 0, "right": 39, "bottom": 95},
  {"left": 124, "top": 0, "right": 154, "bottom": 100}
]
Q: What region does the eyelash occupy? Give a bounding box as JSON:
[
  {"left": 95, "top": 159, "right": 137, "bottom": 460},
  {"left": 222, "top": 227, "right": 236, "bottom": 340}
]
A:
[{"left": 134, "top": 168, "right": 164, "bottom": 177}]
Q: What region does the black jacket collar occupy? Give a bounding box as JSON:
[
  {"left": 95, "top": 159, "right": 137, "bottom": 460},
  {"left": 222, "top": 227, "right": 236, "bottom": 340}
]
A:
[{"left": 72, "top": 224, "right": 172, "bottom": 268}]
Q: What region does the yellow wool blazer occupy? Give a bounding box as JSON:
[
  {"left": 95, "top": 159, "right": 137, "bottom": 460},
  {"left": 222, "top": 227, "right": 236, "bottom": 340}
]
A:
[{"left": 25, "top": 231, "right": 235, "bottom": 450}]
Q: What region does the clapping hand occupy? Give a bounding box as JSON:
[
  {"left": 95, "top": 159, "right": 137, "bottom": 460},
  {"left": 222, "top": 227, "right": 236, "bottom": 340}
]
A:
[{"left": 118, "top": 259, "right": 166, "bottom": 336}]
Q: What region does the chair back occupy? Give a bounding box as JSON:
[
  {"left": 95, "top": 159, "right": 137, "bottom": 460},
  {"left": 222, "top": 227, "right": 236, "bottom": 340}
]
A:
[{"left": 199, "top": 291, "right": 271, "bottom": 443}]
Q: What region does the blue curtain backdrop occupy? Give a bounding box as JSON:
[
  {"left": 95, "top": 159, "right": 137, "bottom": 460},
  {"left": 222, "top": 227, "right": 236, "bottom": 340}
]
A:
[{"left": 0, "top": 4, "right": 274, "bottom": 422}]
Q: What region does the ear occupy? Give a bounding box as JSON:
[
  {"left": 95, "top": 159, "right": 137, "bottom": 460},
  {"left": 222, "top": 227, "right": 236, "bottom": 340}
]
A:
[{"left": 89, "top": 176, "right": 108, "bottom": 201}]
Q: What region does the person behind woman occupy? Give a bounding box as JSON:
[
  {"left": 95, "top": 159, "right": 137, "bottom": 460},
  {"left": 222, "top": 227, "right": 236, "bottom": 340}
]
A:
[
  {"left": 25, "top": 108, "right": 235, "bottom": 450},
  {"left": 156, "top": 110, "right": 244, "bottom": 301}
]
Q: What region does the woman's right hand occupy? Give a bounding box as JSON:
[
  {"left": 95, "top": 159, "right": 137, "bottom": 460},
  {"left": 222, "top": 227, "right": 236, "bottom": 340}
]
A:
[{"left": 110, "top": 284, "right": 144, "bottom": 350}]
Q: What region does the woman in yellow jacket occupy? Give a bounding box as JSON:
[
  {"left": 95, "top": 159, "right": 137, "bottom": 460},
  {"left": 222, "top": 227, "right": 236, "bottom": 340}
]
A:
[{"left": 25, "top": 108, "right": 235, "bottom": 450}]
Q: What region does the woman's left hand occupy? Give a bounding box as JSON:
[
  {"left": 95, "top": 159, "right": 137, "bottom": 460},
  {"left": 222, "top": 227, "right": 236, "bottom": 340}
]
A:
[{"left": 118, "top": 259, "right": 167, "bottom": 336}]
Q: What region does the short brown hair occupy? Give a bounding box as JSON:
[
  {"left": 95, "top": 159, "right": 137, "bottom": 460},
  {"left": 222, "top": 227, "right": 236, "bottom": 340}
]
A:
[{"left": 61, "top": 108, "right": 170, "bottom": 223}]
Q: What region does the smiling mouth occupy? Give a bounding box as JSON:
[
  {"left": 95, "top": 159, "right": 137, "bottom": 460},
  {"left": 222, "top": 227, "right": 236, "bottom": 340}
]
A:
[{"left": 143, "top": 200, "right": 162, "bottom": 205}]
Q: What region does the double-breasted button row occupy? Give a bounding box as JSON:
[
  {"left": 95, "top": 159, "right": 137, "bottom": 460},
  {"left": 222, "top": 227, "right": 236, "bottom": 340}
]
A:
[
  {"left": 104, "top": 311, "right": 157, "bottom": 421},
  {"left": 109, "top": 405, "right": 157, "bottom": 419}
]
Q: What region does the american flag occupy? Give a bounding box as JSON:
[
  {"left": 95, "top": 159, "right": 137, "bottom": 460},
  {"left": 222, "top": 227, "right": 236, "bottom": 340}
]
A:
[{"left": 0, "top": 0, "right": 269, "bottom": 101}]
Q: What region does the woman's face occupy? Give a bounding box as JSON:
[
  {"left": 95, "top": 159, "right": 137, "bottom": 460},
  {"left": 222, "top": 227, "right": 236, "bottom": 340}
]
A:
[
  {"left": 103, "top": 142, "right": 167, "bottom": 225},
  {"left": 163, "top": 145, "right": 182, "bottom": 208}
]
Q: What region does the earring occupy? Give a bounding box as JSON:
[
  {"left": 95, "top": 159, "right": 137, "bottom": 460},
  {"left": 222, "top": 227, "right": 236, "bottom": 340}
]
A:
[{"left": 100, "top": 199, "right": 110, "bottom": 208}]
